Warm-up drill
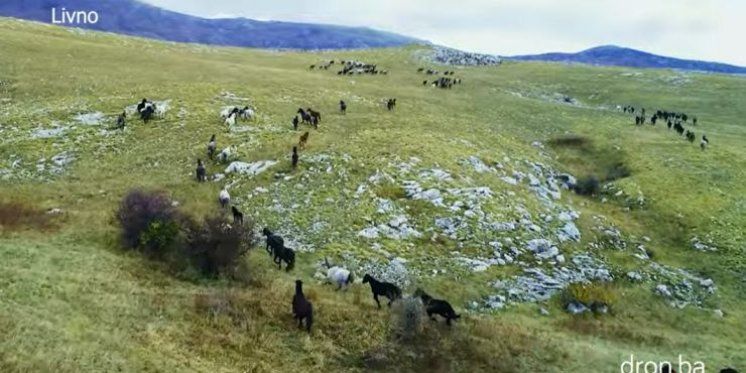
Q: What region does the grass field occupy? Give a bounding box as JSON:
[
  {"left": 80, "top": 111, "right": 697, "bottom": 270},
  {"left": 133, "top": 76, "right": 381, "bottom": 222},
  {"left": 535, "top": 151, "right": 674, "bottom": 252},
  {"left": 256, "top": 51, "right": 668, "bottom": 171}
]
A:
[{"left": 1, "top": 18, "right": 745, "bottom": 372}]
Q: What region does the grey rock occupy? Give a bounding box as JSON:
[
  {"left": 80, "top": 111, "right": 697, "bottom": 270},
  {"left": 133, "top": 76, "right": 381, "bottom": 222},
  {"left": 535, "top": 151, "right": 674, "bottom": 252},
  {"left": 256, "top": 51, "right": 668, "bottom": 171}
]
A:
[
  {"left": 627, "top": 271, "right": 643, "bottom": 281},
  {"left": 656, "top": 284, "right": 672, "bottom": 297},
  {"left": 225, "top": 160, "right": 277, "bottom": 176},
  {"left": 558, "top": 221, "right": 581, "bottom": 242}
]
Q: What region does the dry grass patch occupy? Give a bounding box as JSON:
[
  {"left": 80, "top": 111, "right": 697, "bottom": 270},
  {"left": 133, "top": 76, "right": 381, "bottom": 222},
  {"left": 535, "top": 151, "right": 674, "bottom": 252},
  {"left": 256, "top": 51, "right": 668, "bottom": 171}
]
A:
[{"left": 0, "top": 201, "right": 56, "bottom": 232}]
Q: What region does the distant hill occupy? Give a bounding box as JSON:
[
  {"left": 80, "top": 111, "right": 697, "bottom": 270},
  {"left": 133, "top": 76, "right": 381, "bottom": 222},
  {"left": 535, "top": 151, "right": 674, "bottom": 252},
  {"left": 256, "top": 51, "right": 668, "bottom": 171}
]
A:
[
  {"left": 0, "top": 0, "right": 426, "bottom": 49},
  {"left": 509, "top": 45, "right": 746, "bottom": 74}
]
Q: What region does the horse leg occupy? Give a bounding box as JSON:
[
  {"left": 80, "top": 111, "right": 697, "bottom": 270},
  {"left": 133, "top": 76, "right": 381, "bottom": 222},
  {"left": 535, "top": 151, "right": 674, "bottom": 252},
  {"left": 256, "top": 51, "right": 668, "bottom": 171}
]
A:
[
  {"left": 374, "top": 294, "right": 381, "bottom": 309},
  {"left": 428, "top": 311, "right": 436, "bottom": 322}
]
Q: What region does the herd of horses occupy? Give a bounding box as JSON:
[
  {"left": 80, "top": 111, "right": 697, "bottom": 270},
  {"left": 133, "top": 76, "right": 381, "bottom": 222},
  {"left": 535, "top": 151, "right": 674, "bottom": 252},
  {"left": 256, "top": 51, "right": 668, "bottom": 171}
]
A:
[
  {"left": 107, "top": 59, "right": 723, "bottom": 341},
  {"left": 417, "top": 67, "right": 463, "bottom": 89},
  {"left": 624, "top": 105, "right": 710, "bottom": 149},
  {"left": 310, "top": 59, "right": 388, "bottom": 76},
  {"left": 262, "top": 227, "right": 460, "bottom": 333}
]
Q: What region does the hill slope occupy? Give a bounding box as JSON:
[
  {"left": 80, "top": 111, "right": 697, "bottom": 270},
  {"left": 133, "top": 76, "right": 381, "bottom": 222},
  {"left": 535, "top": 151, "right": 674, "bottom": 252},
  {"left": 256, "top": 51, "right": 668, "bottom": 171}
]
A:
[
  {"left": 510, "top": 45, "right": 746, "bottom": 74},
  {"left": 1, "top": 18, "right": 745, "bottom": 372},
  {"left": 0, "top": 0, "right": 424, "bottom": 49}
]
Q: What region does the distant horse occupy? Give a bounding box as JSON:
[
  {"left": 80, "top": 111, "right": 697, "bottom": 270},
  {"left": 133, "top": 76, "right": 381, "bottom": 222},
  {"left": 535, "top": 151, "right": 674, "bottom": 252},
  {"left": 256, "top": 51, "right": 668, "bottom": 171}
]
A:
[
  {"left": 299, "top": 132, "right": 309, "bottom": 149},
  {"left": 297, "top": 108, "right": 311, "bottom": 124}
]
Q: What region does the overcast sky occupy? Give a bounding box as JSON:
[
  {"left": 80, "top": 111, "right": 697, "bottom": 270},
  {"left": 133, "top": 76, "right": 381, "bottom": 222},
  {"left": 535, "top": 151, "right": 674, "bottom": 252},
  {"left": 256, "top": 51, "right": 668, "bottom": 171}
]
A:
[{"left": 143, "top": 0, "right": 746, "bottom": 66}]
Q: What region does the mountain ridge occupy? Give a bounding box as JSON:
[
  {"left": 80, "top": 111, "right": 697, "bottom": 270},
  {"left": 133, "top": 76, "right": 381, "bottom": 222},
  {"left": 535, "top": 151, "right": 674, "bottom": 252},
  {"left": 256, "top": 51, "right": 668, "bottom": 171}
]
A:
[
  {"left": 509, "top": 45, "right": 746, "bottom": 74},
  {"left": 0, "top": 0, "right": 426, "bottom": 49}
]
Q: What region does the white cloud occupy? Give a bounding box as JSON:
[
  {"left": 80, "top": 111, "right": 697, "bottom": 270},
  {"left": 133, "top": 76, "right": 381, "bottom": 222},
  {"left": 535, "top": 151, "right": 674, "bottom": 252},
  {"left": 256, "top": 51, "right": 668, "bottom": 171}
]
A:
[{"left": 142, "top": 0, "right": 746, "bottom": 65}]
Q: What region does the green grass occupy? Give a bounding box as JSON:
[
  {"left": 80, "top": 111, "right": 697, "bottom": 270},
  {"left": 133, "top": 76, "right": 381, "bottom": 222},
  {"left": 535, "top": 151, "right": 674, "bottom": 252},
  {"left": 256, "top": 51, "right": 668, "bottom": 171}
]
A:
[{"left": 1, "top": 18, "right": 745, "bottom": 371}]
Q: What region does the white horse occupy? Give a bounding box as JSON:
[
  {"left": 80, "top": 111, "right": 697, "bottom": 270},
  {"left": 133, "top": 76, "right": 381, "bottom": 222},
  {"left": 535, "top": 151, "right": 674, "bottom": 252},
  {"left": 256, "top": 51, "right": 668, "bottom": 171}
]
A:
[
  {"left": 224, "top": 111, "right": 237, "bottom": 126},
  {"left": 239, "top": 107, "right": 254, "bottom": 121},
  {"left": 219, "top": 188, "right": 230, "bottom": 208}
]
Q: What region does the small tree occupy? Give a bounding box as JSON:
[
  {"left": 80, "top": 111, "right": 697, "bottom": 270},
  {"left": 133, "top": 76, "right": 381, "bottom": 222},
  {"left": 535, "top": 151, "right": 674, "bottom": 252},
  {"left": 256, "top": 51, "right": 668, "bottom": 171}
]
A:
[{"left": 186, "top": 214, "right": 254, "bottom": 277}]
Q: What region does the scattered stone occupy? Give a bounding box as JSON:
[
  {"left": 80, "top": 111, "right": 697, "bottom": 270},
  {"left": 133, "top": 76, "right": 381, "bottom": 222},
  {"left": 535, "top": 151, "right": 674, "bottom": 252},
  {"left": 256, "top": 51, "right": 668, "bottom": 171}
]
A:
[
  {"left": 403, "top": 181, "right": 445, "bottom": 206},
  {"left": 376, "top": 198, "right": 395, "bottom": 214},
  {"left": 463, "top": 156, "right": 491, "bottom": 173},
  {"left": 358, "top": 227, "right": 380, "bottom": 239},
  {"left": 656, "top": 284, "right": 672, "bottom": 297},
  {"left": 73, "top": 112, "right": 104, "bottom": 125},
  {"left": 558, "top": 210, "right": 580, "bottom": 221},
  {"left": 484, "top": 295, "right": 506, "bottom": 309},
  {"left": 489, "top": 253, "right": 612, "bottom": 305},
  {"left": 690, "top": 236, "right": 717, "bottom": 252},
  {"left": 225, "top": 160, "right": 277, "bottom": 176},
  {"left": 627, "top": 271, "right": 643, "bottom": 282},
  {"left": 31, "top": 126, "right": 67, "bottom": 139},
  {"left": 557, "top": 221, "right": 581, "bottom": 242},
  {"left": 500, "top": 176, "right": 518, "bottom": 185},
  {"left": 425, "top": 46, "right": 501, "bottom": 66},
  {"left": 526, "top": 239, "right": 560, "bottom": 260}
]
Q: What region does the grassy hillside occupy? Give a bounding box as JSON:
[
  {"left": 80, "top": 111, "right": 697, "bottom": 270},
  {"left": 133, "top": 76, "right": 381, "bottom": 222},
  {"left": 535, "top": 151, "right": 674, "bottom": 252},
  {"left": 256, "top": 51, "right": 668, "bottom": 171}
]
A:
[{"left": 1, "top": 18, "right": 745, "bottom": 372}]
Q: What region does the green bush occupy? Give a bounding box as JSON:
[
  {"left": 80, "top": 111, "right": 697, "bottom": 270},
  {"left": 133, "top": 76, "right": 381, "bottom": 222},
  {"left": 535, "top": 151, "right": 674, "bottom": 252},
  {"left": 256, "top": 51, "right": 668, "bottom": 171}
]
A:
[
  {"left": 115, "top": 189, "right": 254, "bottom": 278},
  {"left": 139, "top": 220, "right": 181, "bottom": 257},
  {"left": 115, "top": 189, "right": 184, "bottom": 258},
  {"left": 375, "top": 183, "right": 407, "bottom": 200}
]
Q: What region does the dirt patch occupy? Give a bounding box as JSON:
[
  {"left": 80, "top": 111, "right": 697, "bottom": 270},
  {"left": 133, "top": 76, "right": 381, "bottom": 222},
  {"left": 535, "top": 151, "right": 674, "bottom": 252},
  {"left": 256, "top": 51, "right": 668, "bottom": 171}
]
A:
[
  {"left": 0, "top": 202, "right": 56, "bottom": 231},
  {"left": 548, "top": 135, "right": 591, "bottom": 149}
]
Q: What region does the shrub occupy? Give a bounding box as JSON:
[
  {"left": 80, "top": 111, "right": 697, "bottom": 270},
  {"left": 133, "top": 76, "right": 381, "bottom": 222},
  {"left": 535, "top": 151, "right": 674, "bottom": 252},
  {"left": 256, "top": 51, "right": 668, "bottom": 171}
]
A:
[
  {"left": 391, "top": 296, "right": 424, "bottom": 341},
  {"left": 185, "top": 214, "right": 254, "bottom": 277},
  {"left": 562, "top": 282, "right": 617, "bottom": 310},
  {"left": 604, "top": 162, "right": 631, "bottom": 182},
  {"left": 115, "top": 189, "right": 255, "bottom": 279},
  {"left": 139, "top": 219, "right": 181, "bottom": 257},
  {"left": 375, "top": 182, "right": 407, "bottom": 200},
  {"left": 573, "top": 176, "right": 601, "bottom": 196},
  {"left": 115, "top": 189, "right": 183, "bottom": 256}
]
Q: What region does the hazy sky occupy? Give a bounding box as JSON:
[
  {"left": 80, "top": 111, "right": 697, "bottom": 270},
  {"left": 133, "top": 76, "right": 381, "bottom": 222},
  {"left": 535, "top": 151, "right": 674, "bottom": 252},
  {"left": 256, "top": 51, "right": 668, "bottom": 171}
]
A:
[{"left": 142, "top": 0, "right": 746, "bottom": 66}]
